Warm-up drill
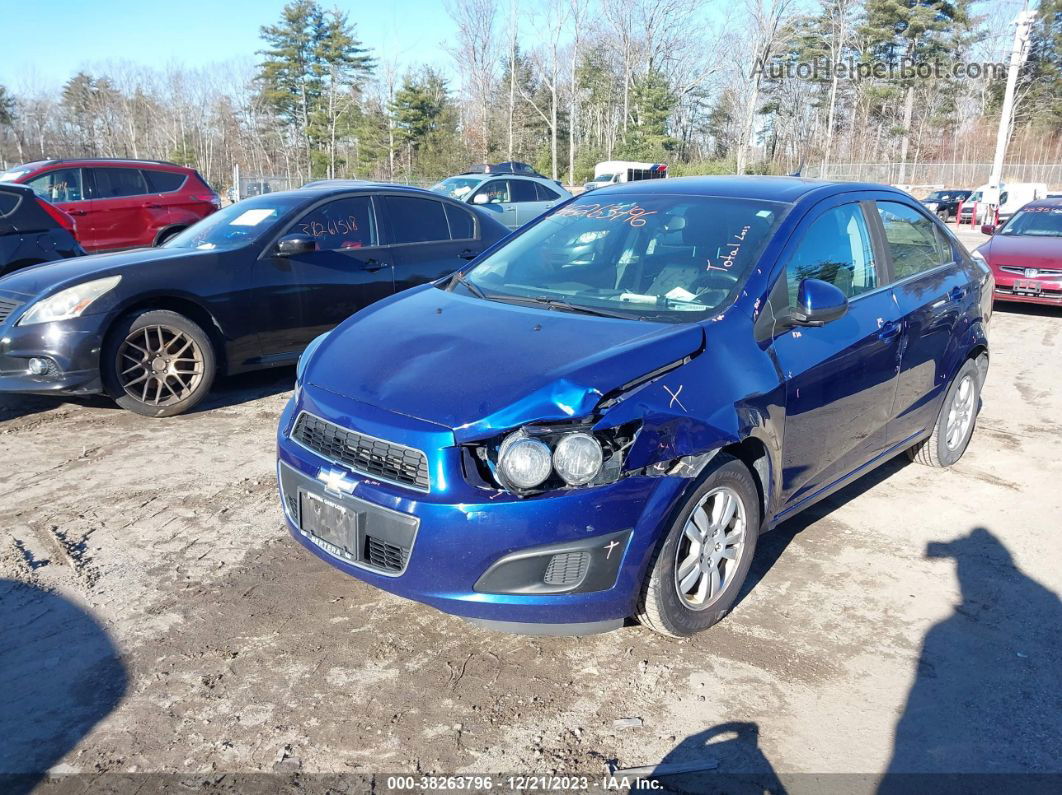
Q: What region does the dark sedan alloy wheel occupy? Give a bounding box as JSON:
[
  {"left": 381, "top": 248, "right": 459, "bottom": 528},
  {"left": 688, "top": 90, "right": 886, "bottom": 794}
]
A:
[
  {"left": 117, "top": 324, "right": 205, "bottom": 407},
  {"left": 104, "top": 309, "right": 216, "bottom": 417}
]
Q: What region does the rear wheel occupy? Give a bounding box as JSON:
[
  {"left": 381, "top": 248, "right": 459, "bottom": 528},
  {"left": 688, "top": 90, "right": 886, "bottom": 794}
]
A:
[
  {"left": 155, "top": 227, "right": 184, "bottom": 246},
  {"left": 907, "top": 358, "right": 980, "bottom": 467},
  {"left": 636, "top": 455, "right": 760, "bottom": 638},
  {"left": 103, "top": 309, "right": 215, "bottom": 417}
]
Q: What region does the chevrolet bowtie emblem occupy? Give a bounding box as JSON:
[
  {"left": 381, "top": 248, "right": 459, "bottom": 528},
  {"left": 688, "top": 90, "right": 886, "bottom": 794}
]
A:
[{"left": 317, "top": 467, "right": 357, "bottom": 495}]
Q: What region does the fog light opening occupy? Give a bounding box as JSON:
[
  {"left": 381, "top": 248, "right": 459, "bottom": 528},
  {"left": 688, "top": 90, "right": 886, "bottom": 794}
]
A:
[{"left": 27, "top": 357, "right": 59, "bottom": 377}]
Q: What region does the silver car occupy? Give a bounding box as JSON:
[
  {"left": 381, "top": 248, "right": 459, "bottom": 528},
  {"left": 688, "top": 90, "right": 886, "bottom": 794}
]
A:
[{"left": 431, "top": 173, "right": 571, "bottom": 229}]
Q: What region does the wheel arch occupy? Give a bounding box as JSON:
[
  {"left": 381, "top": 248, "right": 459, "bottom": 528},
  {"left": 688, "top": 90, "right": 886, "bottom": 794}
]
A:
[
  {"left": 152, "top": 225, "right": 187, "bottom": 246},
  {"left": 101, "top": 295, "right": 228, "bottom": 375}
]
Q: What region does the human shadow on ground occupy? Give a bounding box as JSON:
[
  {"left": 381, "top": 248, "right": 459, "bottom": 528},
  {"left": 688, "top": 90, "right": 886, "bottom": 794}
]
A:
[
  {"left": 880, "top": 527, "right": 1062, "bottom": 790},
  {"left": 0, "top": 579, "right": 128, "bottom": 795},
  {"left": 617, "top": 721, "right": 785, "bottom": 794}
]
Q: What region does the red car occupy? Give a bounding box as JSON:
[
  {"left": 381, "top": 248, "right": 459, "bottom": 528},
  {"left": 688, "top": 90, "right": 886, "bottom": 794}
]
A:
[
  {"left": 976, "top": 198, "right": 1062, "bottom": 306},
  {"left": 0, "top": 158, "right": 220, "bottom": 253}
]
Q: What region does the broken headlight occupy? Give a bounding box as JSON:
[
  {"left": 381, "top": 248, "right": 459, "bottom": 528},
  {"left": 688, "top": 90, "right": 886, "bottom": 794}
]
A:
[{"left": 471, "top": 422, "right": 639, "bottom": 495}]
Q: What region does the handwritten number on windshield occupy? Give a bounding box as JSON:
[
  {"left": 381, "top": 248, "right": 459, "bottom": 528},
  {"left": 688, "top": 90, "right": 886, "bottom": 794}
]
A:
[{"left": 555, "top": 202, "right": 658, "bottom": 227}]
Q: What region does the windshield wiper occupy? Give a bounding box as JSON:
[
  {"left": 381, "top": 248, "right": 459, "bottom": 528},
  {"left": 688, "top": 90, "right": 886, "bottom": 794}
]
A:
[
  {"left": 448, "top": 270, "right": 487, "bottom": 299},
  {"left": 513, "top": 295, "right": 641, "bottom": 320}
]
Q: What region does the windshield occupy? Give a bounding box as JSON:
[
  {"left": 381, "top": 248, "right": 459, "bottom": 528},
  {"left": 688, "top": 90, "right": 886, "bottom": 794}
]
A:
[
  {"left": 593, "top": 174, "right": 615, "bottom": 182},
  {"left": 0, "top": 168, "right": 31, "bottom": 183},
  {"left": 999, "top": 206, "right": 1062, "bottom": 237},
  {"left": 431, "top": 177, "right": 482, "bottom": 200},
  {"left": 461, "top": 194, "right": 785, "bottom": 322},
  {"left": 163, "top": 196, "right": 304, "bottom": 250}
]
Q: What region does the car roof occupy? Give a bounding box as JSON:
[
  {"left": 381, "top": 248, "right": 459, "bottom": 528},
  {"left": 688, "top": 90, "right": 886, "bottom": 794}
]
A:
[
  {"left": 13, "top": 158, "right": 191, "bottom": 171},
  {"left": 588, "top": 175, "right": 910, "bottom": 203},
  {"left": 1016, "top": 198, "right": 1062, "bottom": 211}
]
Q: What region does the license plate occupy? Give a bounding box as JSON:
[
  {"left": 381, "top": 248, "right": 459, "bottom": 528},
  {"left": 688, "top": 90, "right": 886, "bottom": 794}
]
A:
[
  {"left": 299, "top": 489, "right": 358, "bottom": 561},
  {"left": 1014, "top": 279, "right": 1042, "bottom": 295}
]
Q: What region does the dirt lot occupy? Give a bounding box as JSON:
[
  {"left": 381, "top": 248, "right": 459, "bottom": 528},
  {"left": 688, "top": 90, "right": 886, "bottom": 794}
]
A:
[{"left": 2, "top": 229, "right": 1060, "bottom": 791}]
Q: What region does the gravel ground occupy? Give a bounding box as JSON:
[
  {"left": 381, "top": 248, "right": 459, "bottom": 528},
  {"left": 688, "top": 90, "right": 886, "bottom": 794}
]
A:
[{"left": 1, "top": 226, "right": 1059, "bottom": 792}]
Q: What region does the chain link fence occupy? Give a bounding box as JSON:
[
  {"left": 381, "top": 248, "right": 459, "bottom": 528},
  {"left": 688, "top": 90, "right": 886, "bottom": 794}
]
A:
[{"left": 803, "top": 162, "right": 1062, "bottom": 188}]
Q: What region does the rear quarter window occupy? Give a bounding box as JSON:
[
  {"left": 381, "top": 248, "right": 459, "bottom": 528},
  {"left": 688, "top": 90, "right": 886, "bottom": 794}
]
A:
[
  {"left": 0, "top": 189, "right": 20, "bottom": 217},
  {"left": 534, "top": 182, "right": 562, "bottom": 201},
  {"left": 143, "top": 169, "right": 186, "bottom": 193}
]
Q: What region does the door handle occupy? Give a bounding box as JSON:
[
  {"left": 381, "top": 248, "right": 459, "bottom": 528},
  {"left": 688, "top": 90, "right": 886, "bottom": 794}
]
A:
[
  {"left": 459, "top": 248, "right": 478, "bottom": 260},
  {"left": 146, "top": 203, "right": 163, "bottom": 209},
  {"left": 877, "top": 320, "right": 901, "bottom": 341},
  {"left": 68, "top": 209, "right": 88, "bottom": 216},
  {"left": 363, "top": 258, "right": 387, "bottom": 272}
]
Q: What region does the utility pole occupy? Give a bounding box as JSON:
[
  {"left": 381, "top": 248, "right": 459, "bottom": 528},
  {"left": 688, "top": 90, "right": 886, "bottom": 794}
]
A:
[{"left": 989, "top": 8, "right": 1037, "bottom": 190}]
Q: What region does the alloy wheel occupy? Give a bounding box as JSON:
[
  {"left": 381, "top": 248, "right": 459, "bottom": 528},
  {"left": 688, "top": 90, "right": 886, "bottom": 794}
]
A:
[
  {"left": 116, "top": 324, "right": 205, "bottom": 407},
  {"left": 945, "top": 374, "right": 976, "bottom": 450},
  {"left": 673, "top": 486, "right": 748, "bottom": 610}
]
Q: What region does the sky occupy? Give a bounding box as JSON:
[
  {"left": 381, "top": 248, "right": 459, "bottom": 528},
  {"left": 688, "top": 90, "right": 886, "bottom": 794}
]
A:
[{"left": 0, "top": 0, "right": 462, "bottom": 89}]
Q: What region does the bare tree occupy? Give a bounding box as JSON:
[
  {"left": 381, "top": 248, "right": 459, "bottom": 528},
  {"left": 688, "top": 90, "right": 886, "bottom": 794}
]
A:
[
  {"left": 736, "top": 0, "right": 795, "bottom": 175},
  {"left": 447, "top": 0, "right": 499, "bottom": 160}
]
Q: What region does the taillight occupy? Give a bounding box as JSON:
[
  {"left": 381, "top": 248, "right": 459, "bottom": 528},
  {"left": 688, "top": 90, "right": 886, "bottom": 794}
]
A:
[
  {"left": 36, "top": 198, "right": 77, "bottom": 236},
  {"left": 191, "top": 192, "right": 221, "bottom": 208}
]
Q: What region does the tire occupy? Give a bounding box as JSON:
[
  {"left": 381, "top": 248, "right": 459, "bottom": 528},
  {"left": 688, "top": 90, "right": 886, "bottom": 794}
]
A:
[
  {"left": 907, "top": 358, "right": 981, "bottom": 468},
  {"left": 102, "top": 309, "right": 216, "bottom": 417},
  {"left": 155, "top": 227, "right": 184, "bottom": 246},
  {"left": 636, "top": 455, "right": 761, "bottom": 638}
]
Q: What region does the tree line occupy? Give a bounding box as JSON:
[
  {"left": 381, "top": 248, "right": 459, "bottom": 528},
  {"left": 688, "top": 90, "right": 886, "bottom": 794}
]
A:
[{"left": 0, "top": 0, "right": 1059, "bottom": 192}]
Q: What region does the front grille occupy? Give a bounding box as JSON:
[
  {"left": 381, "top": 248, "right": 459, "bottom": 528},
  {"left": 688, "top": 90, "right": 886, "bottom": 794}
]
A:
[
  {"left": 543, "top": 551, "right": 590, "bottom": 587},
  {"left": 999, "top": 265, "right": 1062, "bottom": 277},
  {"left": 366, "top": 535, "right": 408, "bottom": 572},
  {"left": 292, "top": 412, "right": 430, "bottom": 492},
  {"left": 0, "top": 297, "right": 21, "bottom": 325}
]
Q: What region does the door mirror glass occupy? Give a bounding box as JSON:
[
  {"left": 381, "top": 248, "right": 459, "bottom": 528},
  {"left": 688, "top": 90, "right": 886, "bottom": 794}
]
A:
[
  {"left": 275, "top": 234, "right": 317, "bottom": 257},
  {"left": 790, "top": 278, "right": 848, "bottom": 326},
  {"left": 980, "top": 224, "right": 996, "bottom": 235},
  {"left": 472, "top": 192, "right": 490, "bottom": 205}
]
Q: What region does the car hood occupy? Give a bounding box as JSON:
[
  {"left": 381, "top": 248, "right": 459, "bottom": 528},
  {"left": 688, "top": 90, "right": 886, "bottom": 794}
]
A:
[
  {"left": 0, "top": 247, "right": 199, "bottom": 298},
  {"left": 308, "top": 286, "right": 705, "bottom": 440},
  {"left": 979, "top": 235, "right": 1062, "bottom": 268}
]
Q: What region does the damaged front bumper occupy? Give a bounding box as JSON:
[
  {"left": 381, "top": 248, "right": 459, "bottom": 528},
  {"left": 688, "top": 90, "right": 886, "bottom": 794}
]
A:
[{"left": 275, "top": 388, "right": 689, "bottom": 634}]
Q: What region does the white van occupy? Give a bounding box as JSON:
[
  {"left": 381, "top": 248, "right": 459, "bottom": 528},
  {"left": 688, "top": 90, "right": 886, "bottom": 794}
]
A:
[
  {"left": 583, "top": 161, "right": 667, "bottom": 192},
  {"left": 998, "top": 182, "right": 1048, "bottom": 223},
  {"left": 958, "top": 183, "right": 1004, "bottom": 224}
]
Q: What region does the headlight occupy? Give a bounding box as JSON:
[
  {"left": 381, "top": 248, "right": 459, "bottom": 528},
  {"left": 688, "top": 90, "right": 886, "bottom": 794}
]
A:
[
  {"left": 552, "top": 432, "right": 603, "bottom": 485},
  {"left": 18, "top": 276, "right": 121, "bottom": 326},
  {"left": 497, "top": 433, "right": 553, "bottom": 490}
]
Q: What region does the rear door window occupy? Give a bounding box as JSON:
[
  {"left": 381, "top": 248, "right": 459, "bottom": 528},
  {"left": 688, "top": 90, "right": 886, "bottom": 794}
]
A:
[
  {"left": 385, "top": 196, "right": 450, "bottom": 244},
  {"left": 294, "top": 196, "right": 377, "bottom": 250},
  {"left": 444, "top": 203, "right": 476, "bottom": 240},
  {"left": 507, "top": 179, "right": 538, "bottom": 203},
  {"left": 876, "top": 201, "right": 953, "bottom": 280},
  {"left": 786, "top": 203, "right": 878, "bottom": 302},
  {"left": 93, "top": 167, "right": 149, "bottom": 198},
  {"left": 143, "top": 169, "right": 186, "bottom": 193},
  {"left": 26, "top": 168, "right": 85, "bottom": 202}
]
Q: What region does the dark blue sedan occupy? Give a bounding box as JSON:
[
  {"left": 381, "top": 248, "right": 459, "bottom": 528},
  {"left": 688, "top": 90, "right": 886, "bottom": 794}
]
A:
[{"left": 277, "top": 176, "right": 992, "bottom": 637}]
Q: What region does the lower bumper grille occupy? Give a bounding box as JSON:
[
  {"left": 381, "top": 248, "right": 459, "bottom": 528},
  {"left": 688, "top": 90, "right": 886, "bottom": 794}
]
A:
[
  {"left": 366, "top": 536, "right": 408, "bottom": 572},
  {"left": 291, "top": 411, "right": 430, "bottom": 492}
]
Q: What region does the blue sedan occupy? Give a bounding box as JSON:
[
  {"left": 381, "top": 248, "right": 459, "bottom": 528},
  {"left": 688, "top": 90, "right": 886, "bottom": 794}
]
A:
[{"left": 277, "top": 176, "right": 992, "bottom": 637}]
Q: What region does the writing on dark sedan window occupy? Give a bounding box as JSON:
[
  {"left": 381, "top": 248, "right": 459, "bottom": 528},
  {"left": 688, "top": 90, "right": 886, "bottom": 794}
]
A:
[{"left": 296, "top": 196, "right": 376, "bottom": 250}]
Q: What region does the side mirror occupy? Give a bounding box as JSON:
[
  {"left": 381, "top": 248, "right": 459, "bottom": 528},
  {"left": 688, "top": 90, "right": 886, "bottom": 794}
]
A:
[
  {"left": 275, "top": 234, "right": 317, "bottom": 257},
  {"left": 980, "top": 224, "right": 996, "bottom": 236},
  {"left": 787, "top": 278, "right": 848, "bottom": 327},
  {"left": 472, "top": 193, "right": 489, "bottom": 205}
]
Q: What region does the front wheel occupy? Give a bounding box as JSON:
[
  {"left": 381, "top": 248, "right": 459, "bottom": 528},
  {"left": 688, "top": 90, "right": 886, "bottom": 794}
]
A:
[
  {"left": 907, "top": 358, "right": 981, "bottom": 467},
  {"left": 636, "top": 455, "right": 761, "bottom": 638},
  {"left": 103, "top": 309, "right": 216, "bottom": 417}
]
